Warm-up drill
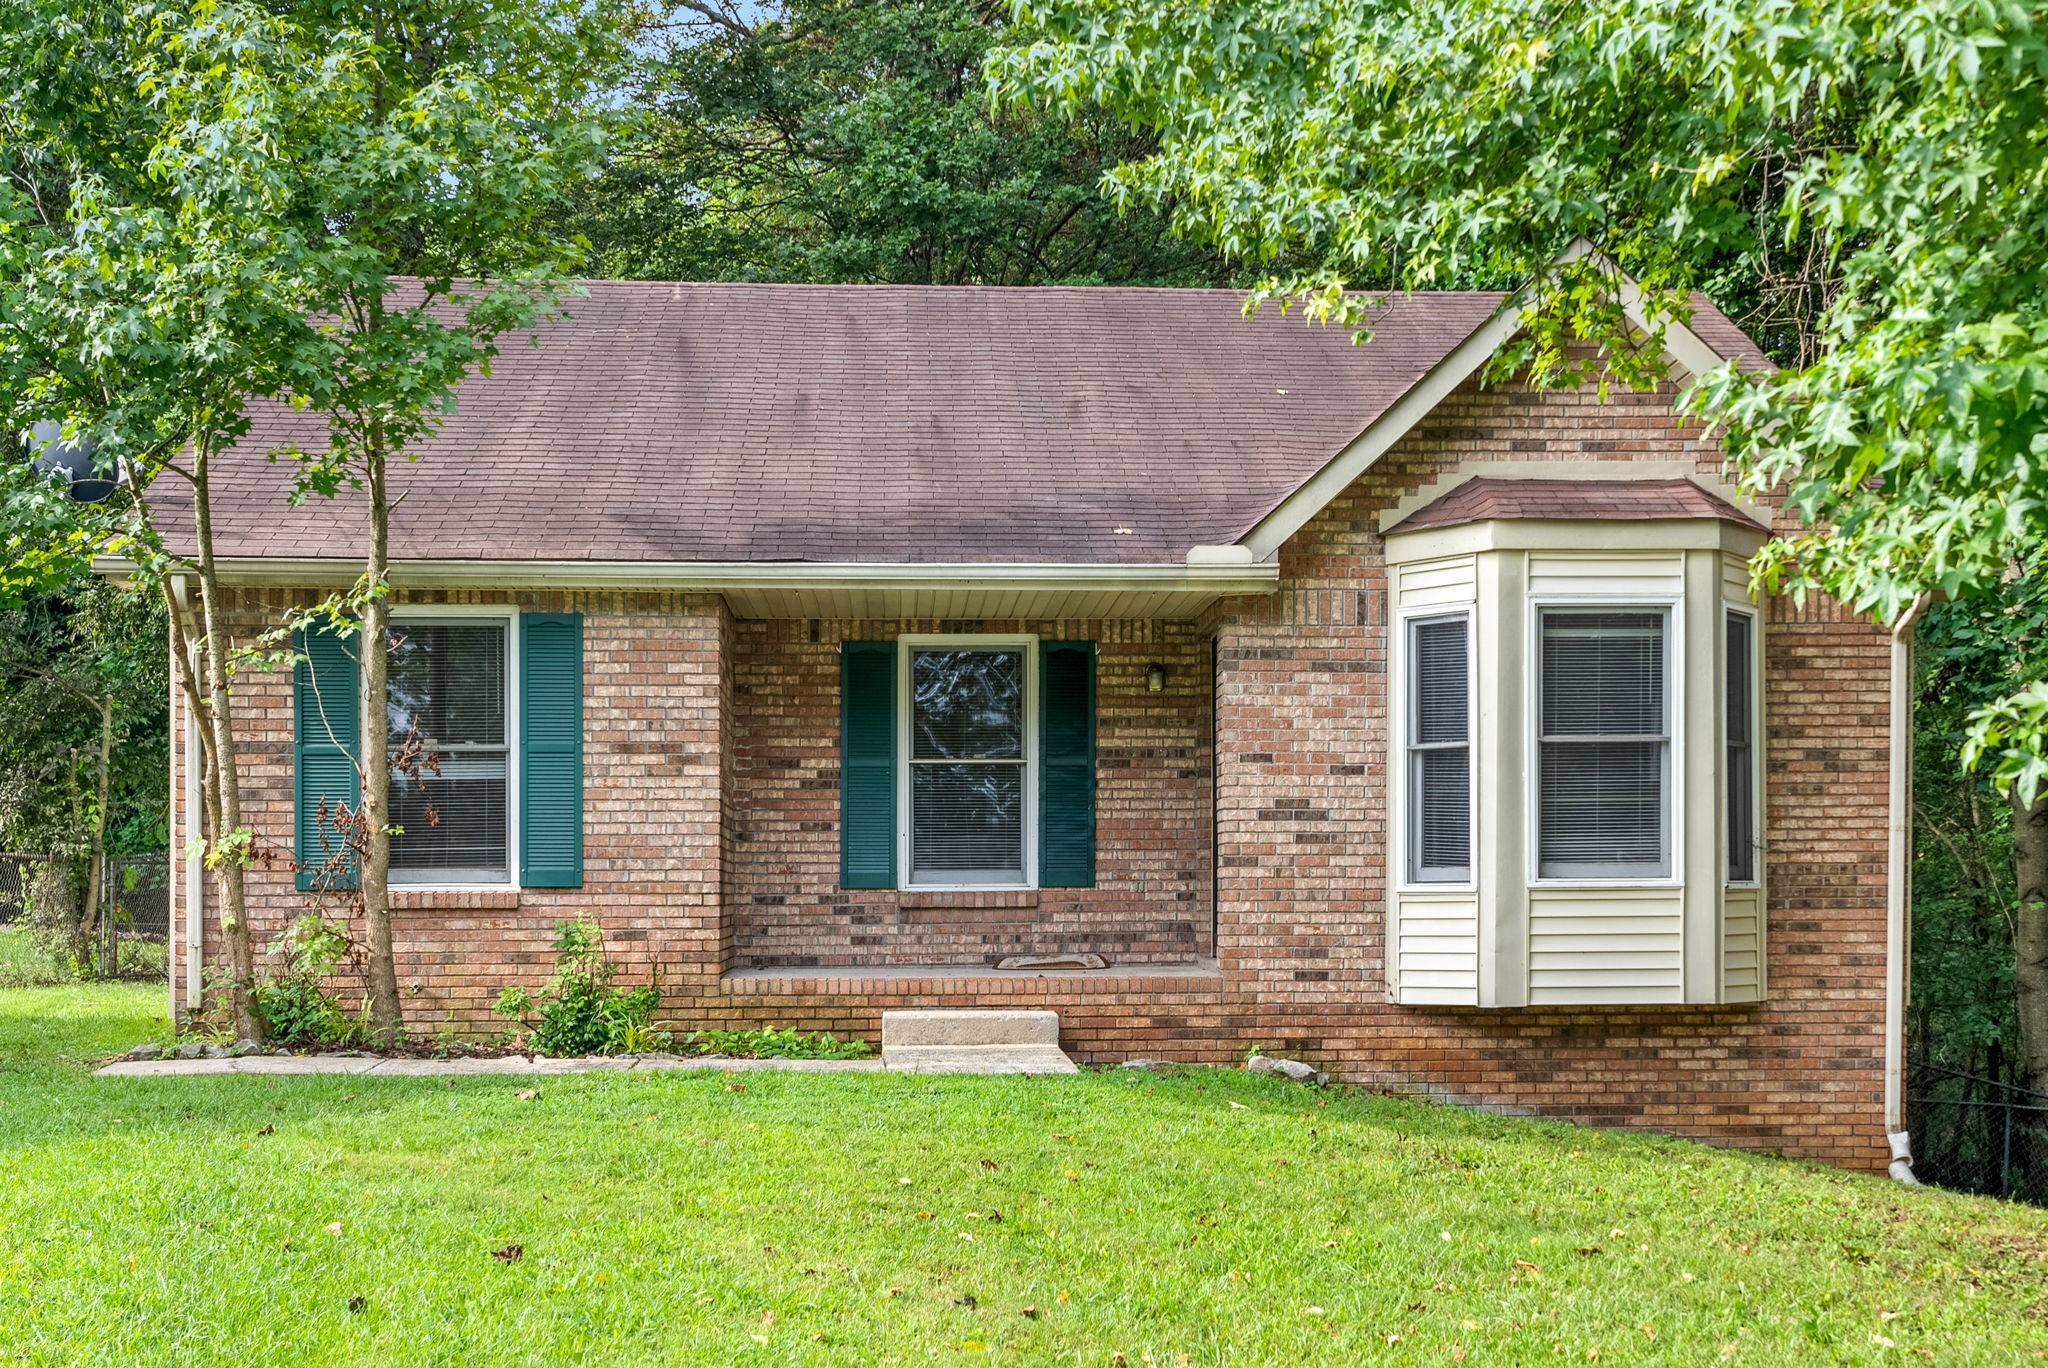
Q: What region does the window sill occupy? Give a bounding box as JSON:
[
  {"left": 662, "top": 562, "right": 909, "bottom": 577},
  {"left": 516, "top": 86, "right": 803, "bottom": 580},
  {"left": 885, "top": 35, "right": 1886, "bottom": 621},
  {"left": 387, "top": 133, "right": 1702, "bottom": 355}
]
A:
[
  {"left": 391, "top": 888, "right": 521, "bottom": 911},
  {"left": 897, "top": 889, "right": 1040, "bottom": 910}
]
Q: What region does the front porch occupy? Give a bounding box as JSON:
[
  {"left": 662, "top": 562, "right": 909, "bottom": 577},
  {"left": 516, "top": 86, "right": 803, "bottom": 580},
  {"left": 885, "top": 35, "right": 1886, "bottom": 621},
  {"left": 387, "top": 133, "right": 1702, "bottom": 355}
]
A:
[{"left": 722, "top": 614, "right": 1220, "bottom": 972}]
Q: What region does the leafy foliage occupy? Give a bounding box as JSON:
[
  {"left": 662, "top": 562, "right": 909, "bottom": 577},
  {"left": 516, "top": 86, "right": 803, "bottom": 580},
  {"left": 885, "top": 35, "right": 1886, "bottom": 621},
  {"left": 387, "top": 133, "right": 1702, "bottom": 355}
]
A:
[
  {"left": 0, "top": 578, "right": 166, "bottom": 855},
  {"left": 250, "top": 915, "right": 368, "bottom": 1047},
  {"left": 495, "top": 914, "right": 667, "bottom": 1057},
  {"left": 684, "top": 1025, "right": 873, "bottom": 1059},
  {"left": 1911, "top": 580, "right": 2048, "bottom": 1083},
  {"left": 996, "top": 0, "right": 2048, "bottom": 792},
  {"left": 567, "top": 0, "right": 1230, "bottom": 286}
]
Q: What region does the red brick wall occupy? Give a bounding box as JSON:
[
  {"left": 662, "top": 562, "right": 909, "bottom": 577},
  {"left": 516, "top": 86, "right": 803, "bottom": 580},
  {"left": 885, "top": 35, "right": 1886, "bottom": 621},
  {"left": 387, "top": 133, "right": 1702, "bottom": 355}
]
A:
[
  {"left": 176, "top": 589, "right": 734, "bottom": 1025},
  {"left": 725, "top": 619, "right": 1213, "bottom": 967},
  {"left": 167, "top": 365, "right": 1895, "bottom": 1173}
]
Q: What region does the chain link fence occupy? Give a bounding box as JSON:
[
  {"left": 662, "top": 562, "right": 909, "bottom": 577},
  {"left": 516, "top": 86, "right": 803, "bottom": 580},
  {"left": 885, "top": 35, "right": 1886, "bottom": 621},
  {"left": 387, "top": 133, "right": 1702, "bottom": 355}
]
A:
[
  {"left": 0, "top": 853, "right": 49, "bottom": 926},
  {"left": 101, "top": 853, "right": 169, "bottom": 959},
  {"left": 1908, "top": 1059, "right": 2048, "bottom": 1206},
  {"left": 0, "top": 851, "right": 167, "bottom": 979}
]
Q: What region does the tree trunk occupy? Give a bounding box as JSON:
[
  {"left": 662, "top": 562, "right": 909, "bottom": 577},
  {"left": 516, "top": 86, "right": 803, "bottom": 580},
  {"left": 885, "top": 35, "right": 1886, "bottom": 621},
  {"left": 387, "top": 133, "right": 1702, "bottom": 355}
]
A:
[
  {"left": 190, "top": 442, "right": 264, "bottom": 1043},
  {"left": 2018, "top": 785, "right": 2048, "bottom": 1096},
  {"left": 358, "top": 421, "right": 404, "bottom": 1043},
  {"left": 80, "top": 696, "right": 113, "bottom": 976}
]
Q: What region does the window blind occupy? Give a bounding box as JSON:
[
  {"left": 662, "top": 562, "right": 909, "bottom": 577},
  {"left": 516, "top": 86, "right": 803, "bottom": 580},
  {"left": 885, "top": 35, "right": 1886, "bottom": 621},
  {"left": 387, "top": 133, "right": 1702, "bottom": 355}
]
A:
[
  {"left": 1537, "top": 609, "right": 1670, "bottom": 879},
  {"left": 1408, "top": 614, "right": 1470, "bottom": 882},
  {"left": 1726, "top": 612, "right": 1757, "bottom": 883},
  {"left": 908, "top": 648, "right": 1026, "bottom": 884},
  {"left": 386, "top": 622, "right": 509, "bottom": 884}
]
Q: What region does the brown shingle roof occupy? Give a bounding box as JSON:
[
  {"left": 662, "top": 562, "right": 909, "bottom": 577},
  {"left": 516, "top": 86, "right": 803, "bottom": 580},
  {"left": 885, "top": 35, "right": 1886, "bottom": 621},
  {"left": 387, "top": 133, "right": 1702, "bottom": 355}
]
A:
[
  {"left": 152, "top": 283, "right": 1512, "bottom": 566},
  {"left": 1391, "top": 477, "right": 1766, "bottom": 532},
  {"left": 148, "top": 282, "right": 1766, "bottom": 567}
]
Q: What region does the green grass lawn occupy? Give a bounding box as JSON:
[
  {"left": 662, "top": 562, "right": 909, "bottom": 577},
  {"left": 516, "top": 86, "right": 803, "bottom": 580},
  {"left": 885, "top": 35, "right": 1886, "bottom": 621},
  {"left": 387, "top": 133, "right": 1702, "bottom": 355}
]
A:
[{"left": 2, "top": 985, "right": 2045, "bottom": 1365}]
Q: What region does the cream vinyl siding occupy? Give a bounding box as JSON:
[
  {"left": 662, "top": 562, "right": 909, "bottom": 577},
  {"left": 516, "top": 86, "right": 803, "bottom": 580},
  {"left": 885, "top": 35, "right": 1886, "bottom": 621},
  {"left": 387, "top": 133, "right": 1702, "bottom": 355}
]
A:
[
  {"left": 1528, "top": 887, "right": 1685, "bottom": 1004},
  {"left": 1721, "top": 887, "right": 1764, "bottom": 1001},
  {"left": 1396, "top": 890, "right": 1481, "bottom": 1002},
  {"left": 1397, "top": 556, "right": 1481, "bottom": 610},
  {"left": 1387, "top": 555, "right": 1480, "bottom": 1004},
  {"left": 1526, "top": 551, "right": 1684, "bottom": 598},
  {"left": 1384, "top": 511, "right": 1771, "bottom": 1008}
]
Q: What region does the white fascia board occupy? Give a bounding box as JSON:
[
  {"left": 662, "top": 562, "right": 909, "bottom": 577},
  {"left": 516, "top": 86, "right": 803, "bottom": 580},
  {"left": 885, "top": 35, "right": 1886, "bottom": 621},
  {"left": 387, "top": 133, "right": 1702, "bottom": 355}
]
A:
[
  {"left": 93, "top": 554, "right": 1278, "bottom": 597},
  {"left": 1235, "top": 239, "right": 1754, "bottom": 565}
]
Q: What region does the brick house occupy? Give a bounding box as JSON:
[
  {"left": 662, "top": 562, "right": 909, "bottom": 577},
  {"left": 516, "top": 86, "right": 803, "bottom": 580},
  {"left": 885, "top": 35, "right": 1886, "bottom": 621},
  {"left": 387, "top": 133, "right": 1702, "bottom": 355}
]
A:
[{"left": 146, "top": 277, "right": 1912, "bottom": 1173}]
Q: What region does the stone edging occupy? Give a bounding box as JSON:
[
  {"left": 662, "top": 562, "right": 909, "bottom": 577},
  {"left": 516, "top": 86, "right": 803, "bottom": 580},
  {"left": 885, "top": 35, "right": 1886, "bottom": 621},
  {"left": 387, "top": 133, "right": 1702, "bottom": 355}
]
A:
[{"left": 95, "top": 1054, "right": 887, "bottom": 1078}]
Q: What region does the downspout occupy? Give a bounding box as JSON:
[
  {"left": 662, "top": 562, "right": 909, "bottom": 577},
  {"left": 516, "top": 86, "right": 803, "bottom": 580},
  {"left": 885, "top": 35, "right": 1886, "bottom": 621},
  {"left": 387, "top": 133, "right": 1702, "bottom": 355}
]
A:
[
  {"left": 1886, "top": 627, "right": 1919, "bottom": 1183},
  {"left": 172, "top": 573, "right": 204, "bottom": 1019},
  {"left": 166, "top": 619, "right": 177, "bottom": 1024}
]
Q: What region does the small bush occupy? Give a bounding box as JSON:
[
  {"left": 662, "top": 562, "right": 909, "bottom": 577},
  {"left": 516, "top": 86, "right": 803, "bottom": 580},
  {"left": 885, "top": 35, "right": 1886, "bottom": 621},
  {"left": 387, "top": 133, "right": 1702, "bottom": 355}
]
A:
[
  {"left": 495, "top": 914, "right": 667, "bottom": 1057},
  {"left": 251, "top": 915, "right": 368, "bottom": 1046},
  {"left": 684, "top": 1026, "right": 873, "bottom": 1060}
]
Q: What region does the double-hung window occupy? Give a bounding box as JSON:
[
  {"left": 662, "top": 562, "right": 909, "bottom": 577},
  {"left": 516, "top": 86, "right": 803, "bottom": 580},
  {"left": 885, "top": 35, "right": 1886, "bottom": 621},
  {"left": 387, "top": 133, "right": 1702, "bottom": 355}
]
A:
[
  {"left": 386, "top": 619, "right": 512, "bottom": 886},
  {"left": 903, "top": 640, "right": 1033, "bottom": 887},
  {"left": 1536, "top": 608, "right": 1672, "bottom": 880},
  {"left": 1406, "top": 613, "right": 1472, "bottom": 883}
]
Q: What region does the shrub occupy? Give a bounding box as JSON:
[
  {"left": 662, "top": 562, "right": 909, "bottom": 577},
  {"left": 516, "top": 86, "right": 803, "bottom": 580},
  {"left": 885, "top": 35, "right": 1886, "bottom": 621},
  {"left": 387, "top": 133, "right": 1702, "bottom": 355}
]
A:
[
  {"left": 495, "top": 914, "right": 667, "bottom": 1057},
  {"left": 251, "top": 915, "right": 367, "bottom": 1046},
  {"left": 683, "top": 1026, "right": 873, "bottom": 1060}
]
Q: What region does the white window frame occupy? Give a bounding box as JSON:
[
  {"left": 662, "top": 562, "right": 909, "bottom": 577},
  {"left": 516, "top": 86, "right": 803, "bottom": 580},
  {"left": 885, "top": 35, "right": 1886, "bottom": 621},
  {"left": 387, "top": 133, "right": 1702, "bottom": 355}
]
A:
[
  {"left": 383, "top": 605, "right": 520, "bottom": 891},
  {"left": 1394, "top": 606, "right": 1477, "bottom": 890},
  {"left": 1525, "top": 594, "right": 1685, "bottom": 888},
  {"left": 896, "top": 633, "right": 1038, "bottom": 891},
  {"left": 1724, "top": 605, "right": 1763, "bottom": 887}
]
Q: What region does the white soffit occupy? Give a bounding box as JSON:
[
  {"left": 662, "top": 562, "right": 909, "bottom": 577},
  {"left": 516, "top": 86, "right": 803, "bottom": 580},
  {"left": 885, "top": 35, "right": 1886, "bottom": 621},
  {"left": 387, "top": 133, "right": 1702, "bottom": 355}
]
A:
[{"left": 97, "top": 557, "right": 1278, "bottom": 622}]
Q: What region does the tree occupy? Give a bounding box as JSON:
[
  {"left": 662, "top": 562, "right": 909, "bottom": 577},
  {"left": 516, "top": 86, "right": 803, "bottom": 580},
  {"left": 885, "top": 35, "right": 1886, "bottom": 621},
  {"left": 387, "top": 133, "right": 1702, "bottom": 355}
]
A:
[
  {"left": 1914, "top": 574, "right": 2046, "bottom": 1100},
  {"left": 0, "top": 580, "right": 169, "bottom": 969},
  {"left": 259, "top": 0, "right": 623, "bottom": 1042},
  {"left": 1, "top": 0, "right": 335, "bottom": 1040},
  {"left": 995, "top": 0, "right": 2048, "bottom": 778},
  {"left": 994, "top": 0, "right": 2048, "bottom": 1099},
  {"left": 566, "top": 0, "right": 1230, "bottom": 285}
]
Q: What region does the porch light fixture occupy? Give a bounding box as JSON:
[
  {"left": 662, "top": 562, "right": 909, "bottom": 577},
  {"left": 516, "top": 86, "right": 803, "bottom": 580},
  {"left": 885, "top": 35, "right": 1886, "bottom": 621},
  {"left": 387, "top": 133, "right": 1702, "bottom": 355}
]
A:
[{"left": 1145, "top": 663, "right": 1165, "bottom": 693}]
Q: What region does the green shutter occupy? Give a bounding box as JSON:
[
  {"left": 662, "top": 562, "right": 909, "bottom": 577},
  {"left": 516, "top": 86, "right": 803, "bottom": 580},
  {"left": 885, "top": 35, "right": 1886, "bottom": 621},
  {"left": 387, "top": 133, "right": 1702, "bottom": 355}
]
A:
[
  {"left": 840, "top": 641, "right": 897, "bottom": 889},
  {"left": 294, "top": 622, "right": 361, "bottom": 892},
  {"left": 520, "top": 612, "right": 584, "bottom": 888},
  {"left": 1040, "top": 641, "right": 1097, "bottom": 887}
]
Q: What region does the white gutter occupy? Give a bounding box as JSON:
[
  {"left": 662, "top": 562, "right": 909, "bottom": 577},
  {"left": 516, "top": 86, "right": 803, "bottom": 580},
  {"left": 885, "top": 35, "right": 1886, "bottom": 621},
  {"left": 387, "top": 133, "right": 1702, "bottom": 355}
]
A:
[
  {"left": 1887, "top": 629, "right": 1920, "bottom": 1183},
  {"left": 94, "top": 554, "right": 1277, "bottom": 597}
]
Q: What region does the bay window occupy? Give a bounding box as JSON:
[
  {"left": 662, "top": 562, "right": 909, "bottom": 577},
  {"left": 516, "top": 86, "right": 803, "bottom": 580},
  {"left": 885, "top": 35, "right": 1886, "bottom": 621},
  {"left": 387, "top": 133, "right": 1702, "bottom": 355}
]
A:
[{"left": 1383, "top": 505, "right": 1771, "bottom": 1007}]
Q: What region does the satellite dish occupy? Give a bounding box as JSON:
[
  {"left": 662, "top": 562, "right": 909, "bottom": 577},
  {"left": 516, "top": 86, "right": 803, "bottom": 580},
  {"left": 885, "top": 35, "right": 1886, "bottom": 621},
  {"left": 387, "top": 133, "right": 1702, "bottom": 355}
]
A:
[{"left": 28, "top": 420, "right": 117, "bottom": 503}]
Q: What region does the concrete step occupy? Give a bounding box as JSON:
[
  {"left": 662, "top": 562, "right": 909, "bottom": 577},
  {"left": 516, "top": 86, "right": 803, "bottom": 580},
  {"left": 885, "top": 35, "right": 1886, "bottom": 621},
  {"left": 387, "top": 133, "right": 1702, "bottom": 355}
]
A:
[
  {"left": 882, "top": 1045, "right": 1079, "bottom": 1075},
  {"left": 881, "top": 1008, "right": 1061, "bottom": 1050}
]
